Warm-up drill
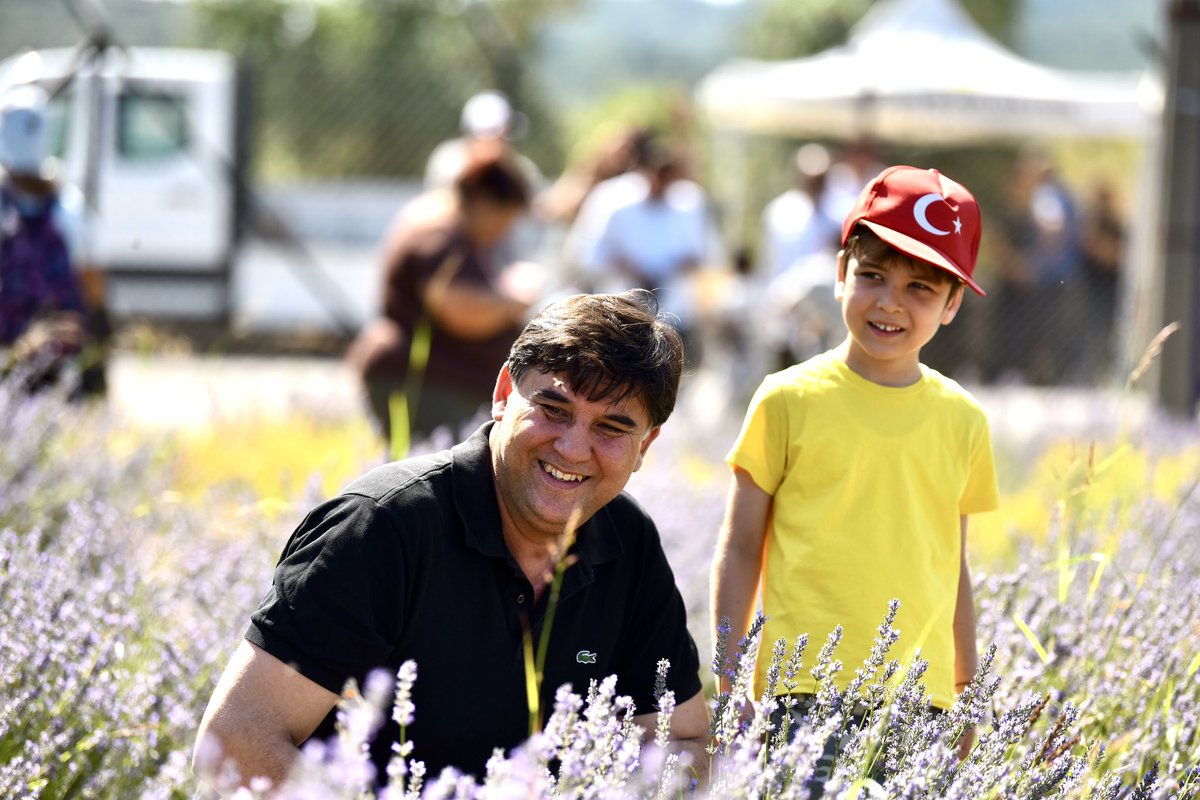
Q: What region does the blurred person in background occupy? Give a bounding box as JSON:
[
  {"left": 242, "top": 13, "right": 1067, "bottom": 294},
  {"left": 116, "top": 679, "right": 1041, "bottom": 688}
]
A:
[
  {"left": 823, "top": 139, "right": 886, "bottom": 222},
  {"left": 559, "top": 126, "right": 658, "bottom": 282},
  {"left": 0, "top": 83, "right": 107, "bottom": 397},
  {"left": 538, "top": 125, "right": 653, "bottom": 292},
  {"left": 195, "top": 291, "right": 708, "bottom": 793},
  {"left": 541, "top": 125, "right": 652, "bottom": 228},
  {"left": 987, "top": 146, "right": 1083, "bottom": 384},
  {"left": 424, "top": 90, "right": 542, "bottom": 193},
  {"left": 585, "top": 139, "right": 723, "bottom": 363},
  {"left": 425, "top": 91, "right": 548, "bottom": 271},
  {"left": 759, "top": 143, "right": 842, "bottom": 279},
  {"left": 346, "top": 145, "right": 544, "bottom": 452},
  {"left": 1079, "top": 178, "right": 1126, "bottom": 383},
  {"left": 757, "top": 143, "right": 847, "bottom": 374}
]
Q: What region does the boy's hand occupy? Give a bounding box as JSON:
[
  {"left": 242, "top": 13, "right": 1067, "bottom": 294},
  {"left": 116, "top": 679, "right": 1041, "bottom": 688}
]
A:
[{"left": 956, "top": 724, "right": 975, "bottom": 761}]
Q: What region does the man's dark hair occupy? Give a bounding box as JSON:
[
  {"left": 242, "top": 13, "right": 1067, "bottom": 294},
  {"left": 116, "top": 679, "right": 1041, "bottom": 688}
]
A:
[
  {"left": 456, "top": 146, "right": 530, "bottom": 209},
  {"left": 505, "top": 290, "right": 684, "bottom": 428}
]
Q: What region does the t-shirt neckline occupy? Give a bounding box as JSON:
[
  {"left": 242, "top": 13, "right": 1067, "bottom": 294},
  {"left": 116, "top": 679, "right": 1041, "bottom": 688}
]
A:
[{"left": 824, "top": 351, "right": 930, "bottom": 397}]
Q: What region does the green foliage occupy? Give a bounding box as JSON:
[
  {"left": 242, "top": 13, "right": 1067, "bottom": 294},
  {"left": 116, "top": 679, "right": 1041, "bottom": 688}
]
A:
[
  {"left": 190, "top": 0, "right": 572, "bottom": 179},
  {"left": 736, "top": 0, "right": 871, "bottom": 61},
  {"left": 736, "top": 0, "right": 1021, "bottom": 61},
  {"left": 961, "top": 0, "right": 1023, "bottom": 46},
  {"left": 557, "top": 83, "right": 693, "bottom": 168}
]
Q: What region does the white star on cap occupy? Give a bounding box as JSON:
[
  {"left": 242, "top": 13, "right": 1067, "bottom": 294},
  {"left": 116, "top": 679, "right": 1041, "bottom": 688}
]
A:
[{"left": 953, "top": 217, "right": 962, "bottom": 235}]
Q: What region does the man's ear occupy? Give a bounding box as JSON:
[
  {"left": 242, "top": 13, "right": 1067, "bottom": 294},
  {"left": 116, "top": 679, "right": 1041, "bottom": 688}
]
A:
[
  {"left": 492, "top": 364, "right": 514, "bottom": 420},
  {"left": 632, "top": 425, "right": 662, "bottom": 473},
  {"left": 941, "top": 284, "right": 965, "bottom": 326}
]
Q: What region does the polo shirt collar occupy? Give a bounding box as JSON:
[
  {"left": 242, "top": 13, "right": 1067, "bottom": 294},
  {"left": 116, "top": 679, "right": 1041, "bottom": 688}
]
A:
[{"left": 451, "top": 422, "right": 624, "bottom": 567}]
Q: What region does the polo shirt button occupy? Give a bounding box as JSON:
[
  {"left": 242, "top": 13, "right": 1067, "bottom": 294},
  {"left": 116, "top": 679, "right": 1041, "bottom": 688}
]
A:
[{"left": 517, "top": 594, "right": 526, "bottom": 604}]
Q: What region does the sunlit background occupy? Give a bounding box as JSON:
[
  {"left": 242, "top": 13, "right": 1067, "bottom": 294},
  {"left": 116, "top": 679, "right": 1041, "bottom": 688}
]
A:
[{"left": 0, "top": 0, "right": 1176, "bottom": 402}]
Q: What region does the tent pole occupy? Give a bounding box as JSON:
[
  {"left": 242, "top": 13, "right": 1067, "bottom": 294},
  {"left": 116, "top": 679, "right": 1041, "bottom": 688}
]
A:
[{"left": 1154, "top": 0, "right": 1200, "bottom": 416}]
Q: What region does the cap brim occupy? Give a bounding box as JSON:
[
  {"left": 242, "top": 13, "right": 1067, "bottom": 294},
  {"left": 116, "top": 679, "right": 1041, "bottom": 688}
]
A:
[{"left": 859, "top": 220, "right": 985, "bottom": 296}]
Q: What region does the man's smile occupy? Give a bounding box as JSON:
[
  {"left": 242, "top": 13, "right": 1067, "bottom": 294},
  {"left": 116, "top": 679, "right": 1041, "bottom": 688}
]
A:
[{"left": 541, "top": 461, "right": 587, "bottom": 483}]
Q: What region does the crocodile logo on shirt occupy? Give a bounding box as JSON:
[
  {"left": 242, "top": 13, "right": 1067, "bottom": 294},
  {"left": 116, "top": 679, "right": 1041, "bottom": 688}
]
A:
[{"left": 576, "top": 650, "right": 598, "bottom": 664}]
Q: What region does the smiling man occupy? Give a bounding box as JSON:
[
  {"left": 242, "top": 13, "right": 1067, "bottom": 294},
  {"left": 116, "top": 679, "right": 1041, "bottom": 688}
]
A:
[{"left": 193, "top": 291, "right": 706, "bottom": 794}]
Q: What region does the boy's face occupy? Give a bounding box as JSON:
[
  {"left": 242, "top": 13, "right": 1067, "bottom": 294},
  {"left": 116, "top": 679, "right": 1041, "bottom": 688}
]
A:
[{"left": 834, "top": 247, "right": 964, "bottom": 386}]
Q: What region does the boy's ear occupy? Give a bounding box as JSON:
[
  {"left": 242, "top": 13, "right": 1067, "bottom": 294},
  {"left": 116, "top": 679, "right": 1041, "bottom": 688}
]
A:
[
  {"left": 834, "top": 249, "right": 849, "bottom": 300},
  {"left": 940, "top": 284, "right": 965, "bottom": 326}
]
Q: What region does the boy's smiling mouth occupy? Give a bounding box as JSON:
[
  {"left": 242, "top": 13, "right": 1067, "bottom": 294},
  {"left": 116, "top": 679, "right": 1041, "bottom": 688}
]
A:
[
  {"left": 542, "top": 461, "right": 586, "bottom": 483},
  {"left": 869, "top": 321, "right": 904, "bottom": 333}
]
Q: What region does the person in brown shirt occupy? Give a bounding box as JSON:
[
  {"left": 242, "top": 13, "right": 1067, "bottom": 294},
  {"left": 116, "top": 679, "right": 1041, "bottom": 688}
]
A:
[{"left": 348, "top": 144, "right": 544, "bottom": 446}]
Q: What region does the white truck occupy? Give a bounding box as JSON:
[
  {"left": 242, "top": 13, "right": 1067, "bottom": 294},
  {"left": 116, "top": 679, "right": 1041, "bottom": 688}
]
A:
[{"left": 0, "top": 45, "right": 245, "bottom": 321}]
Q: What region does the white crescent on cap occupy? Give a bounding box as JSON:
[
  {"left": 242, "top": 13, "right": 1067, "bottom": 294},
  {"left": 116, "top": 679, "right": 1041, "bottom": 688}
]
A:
[{"left": 913, "top": 193, "right": 951, "bottom": 236}]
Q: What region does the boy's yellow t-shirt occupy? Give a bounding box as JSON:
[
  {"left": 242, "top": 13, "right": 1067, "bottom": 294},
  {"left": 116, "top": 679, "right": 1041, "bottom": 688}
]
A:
[{"left": 727, "top": 350, "right": 999, "bottom": 709}]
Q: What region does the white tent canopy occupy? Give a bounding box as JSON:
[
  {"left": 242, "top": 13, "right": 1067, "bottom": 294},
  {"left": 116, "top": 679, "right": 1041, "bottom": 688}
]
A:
[{"left": 695, "top": 0, "right": 1160, "bottom": 143}]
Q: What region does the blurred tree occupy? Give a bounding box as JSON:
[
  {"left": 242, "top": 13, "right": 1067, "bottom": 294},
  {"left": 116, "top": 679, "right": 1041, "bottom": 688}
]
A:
[
  {"left": 191, "top": 0, "right": 574, "bottom": 180},
  {"left": 738, "top": 0, "right": 1020, "bottom": 61},
  {"left": 738, "top": 0, "right": 871, "bottom": 60},
  {"left": 962, "top": 0, "right": 1022, "bottom": 43}
]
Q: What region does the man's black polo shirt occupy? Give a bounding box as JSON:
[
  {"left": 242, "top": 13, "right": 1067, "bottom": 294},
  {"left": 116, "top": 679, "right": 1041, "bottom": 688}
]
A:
[{"left": 247, "top": 422, "right": 702, "bottom": 780}]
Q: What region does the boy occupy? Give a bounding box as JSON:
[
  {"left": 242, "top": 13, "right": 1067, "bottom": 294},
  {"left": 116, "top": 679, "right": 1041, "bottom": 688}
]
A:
[{"left": 711, "top": 166, "right": 999, "bottom": 769}]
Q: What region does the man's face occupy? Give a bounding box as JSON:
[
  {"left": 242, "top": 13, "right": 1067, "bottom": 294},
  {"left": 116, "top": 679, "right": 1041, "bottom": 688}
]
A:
[{"left": 489, "top": 366, "right": 660, "bottom": 544}]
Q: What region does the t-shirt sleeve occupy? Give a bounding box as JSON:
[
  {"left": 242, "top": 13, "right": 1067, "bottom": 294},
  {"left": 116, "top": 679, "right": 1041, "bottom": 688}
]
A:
[
  {"left": 247, "top": 494, "right": 406, "bottom": 694},
  {"left": 726, "top": 377, "right": 789, "bottom": 496},
  {"left": 960, "top": 413, "right": 1000, "bottom": 516},
  {"left": 616, "top": 519, "right": 703, "bottom": 715}
]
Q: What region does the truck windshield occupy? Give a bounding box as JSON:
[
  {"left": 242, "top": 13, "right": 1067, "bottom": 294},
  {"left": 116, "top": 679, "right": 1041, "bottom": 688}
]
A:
[{"left": 118, "top": 90, "right": 189, "bottom": 160}]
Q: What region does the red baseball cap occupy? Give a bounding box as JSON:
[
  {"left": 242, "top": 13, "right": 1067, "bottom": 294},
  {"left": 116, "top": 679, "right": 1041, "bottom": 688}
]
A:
[{"left": 840, "top": 165, "right": 985, "bottom": 296}]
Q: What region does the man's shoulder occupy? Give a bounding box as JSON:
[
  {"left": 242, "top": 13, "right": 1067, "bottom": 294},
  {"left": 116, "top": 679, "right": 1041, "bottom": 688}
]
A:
[
  {"left": 340, "top": 449, "right": 455, "bottom": 507},
  {"left": 586, "top": 490, "right": 674, "bottom": 576},
  {"left": 601, "top": 489, "right": 655, "bottom": 531}
]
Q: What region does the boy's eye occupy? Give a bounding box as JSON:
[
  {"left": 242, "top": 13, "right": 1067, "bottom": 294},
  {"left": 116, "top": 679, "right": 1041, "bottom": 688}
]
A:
[{"left": 911, "top": 282, "right": 933, "bottom": 292}]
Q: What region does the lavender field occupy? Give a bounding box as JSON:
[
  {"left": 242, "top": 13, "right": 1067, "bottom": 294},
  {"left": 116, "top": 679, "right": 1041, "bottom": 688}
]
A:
[{"left": 1, "top": 371, "right": 1198, "bottom": 799}]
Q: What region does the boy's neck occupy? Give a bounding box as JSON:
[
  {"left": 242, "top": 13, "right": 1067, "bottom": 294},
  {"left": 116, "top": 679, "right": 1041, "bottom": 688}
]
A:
[{"left": 833, "top": 338, "right": 924, "bottom": 387}]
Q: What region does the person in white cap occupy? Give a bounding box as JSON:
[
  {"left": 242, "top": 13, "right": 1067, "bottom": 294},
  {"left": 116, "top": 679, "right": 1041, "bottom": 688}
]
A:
[
  {"left": 756, "top": 143, "right": 847, "bottom": 372},
  {"left": 760, "top": 143, "right": 842, "bottom": 279},
  {"left": 421, "top": 91, "right": 546, "bottom": 277},
  {"left": 0, "top": 83, "right": 105, "bottom": 396},
  {"left": 423, "top": 91, "right": 541, "bottom": 193}
]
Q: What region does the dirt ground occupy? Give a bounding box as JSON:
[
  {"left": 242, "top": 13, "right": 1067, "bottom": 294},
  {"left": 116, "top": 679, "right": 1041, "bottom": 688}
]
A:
[{"left": 105, "top": 343, "right": 1156, "bottom": 451}]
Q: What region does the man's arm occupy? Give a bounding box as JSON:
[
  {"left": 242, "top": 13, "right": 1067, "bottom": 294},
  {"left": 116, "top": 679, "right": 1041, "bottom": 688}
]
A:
[
  {"left": 953, "top": 515, "right": 979, "bottom": 759},
  {"left": 710, "top": 467, "right": 771, "bottom": 693},
  {"left": 631, "top": 690, "right": 710, "bottom": 782},
  {"left": 193, "top": 640, "right": 340, "bottom": 793}
]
